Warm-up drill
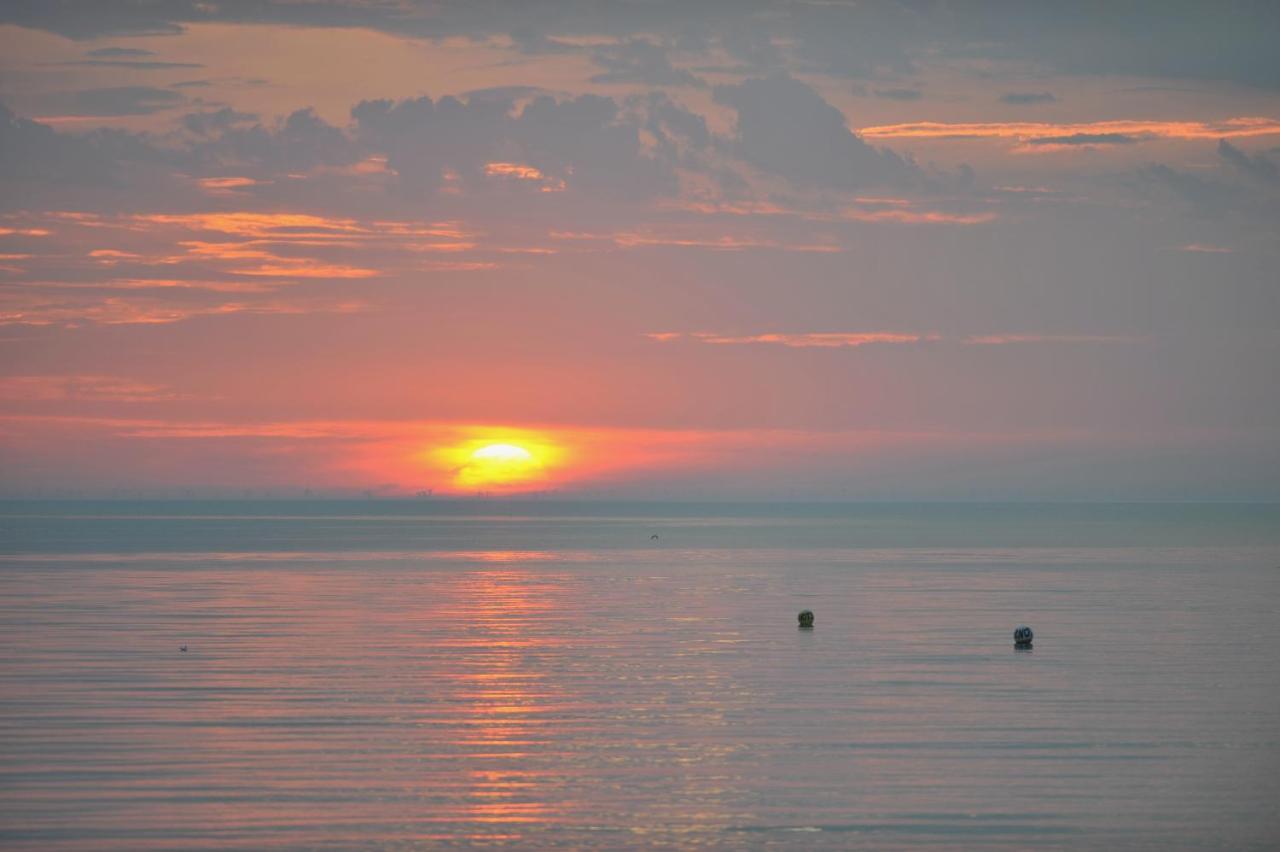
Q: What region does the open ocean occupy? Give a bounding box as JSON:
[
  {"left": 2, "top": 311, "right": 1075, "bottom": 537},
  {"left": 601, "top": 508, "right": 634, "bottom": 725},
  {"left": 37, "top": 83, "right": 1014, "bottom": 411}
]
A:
[{"left": 1, "top": 500, "right": 1278, "bottom": 849}]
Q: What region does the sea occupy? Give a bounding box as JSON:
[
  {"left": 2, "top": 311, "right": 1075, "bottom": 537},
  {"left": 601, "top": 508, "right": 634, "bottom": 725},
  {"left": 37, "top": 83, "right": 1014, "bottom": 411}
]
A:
[{"left": 1, "top": 500, "right": 1278, "bottom": 849}]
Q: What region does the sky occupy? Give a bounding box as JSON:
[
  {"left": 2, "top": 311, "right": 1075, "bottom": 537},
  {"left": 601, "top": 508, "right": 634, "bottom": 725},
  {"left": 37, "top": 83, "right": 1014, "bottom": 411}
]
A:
[{"left": 0, "top": 0, "right": 1277, "bottom": 500}]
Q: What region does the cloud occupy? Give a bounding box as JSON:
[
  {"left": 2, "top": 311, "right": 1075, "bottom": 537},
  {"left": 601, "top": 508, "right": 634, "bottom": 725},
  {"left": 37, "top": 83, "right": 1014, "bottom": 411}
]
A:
[
  {"left": 193, "top": 107, "right": 357, "bottom": 172},
  {"left": 5, "top": 2, "right": 1279, "bottom": 90},
  {"left": 37, "top": 86, "right": 185, "bottom": 117},
  {"left": 668, "top": 196, "right": 995, "bottom": 226},
  {"left": 873, "top": 87, "right": 923, "bottom": 101},
  {"left": 59, "top": 59, "right": 203, "bottom": 70},
  {"left": 1176, "top": 243, "right": 1233, "bottom": 253},
  {"left": 0, "top": 291, "right": 366, "bottom": 327},
  {"left": 0, "top": 103, "right": 160, "bottom": 187},
  {"left": 86, "top": 47, "right": 155, "bottom": 58},
  {"left": 649, "top": 331, "right": 1139, "bottom": 348},
  {"left": 1020, "top": 133, "right": 1139, "bottom": 151},
  {"left": 1131, "top": 155, "right": 1280, "bottom": 219},
  {"left": 0, "top": 207, "right": 479, "bottom": 327},
  {"left": 484, "top": 162, "right": 565, "bottom": 192},
  {"left": 713, "top": 75, "right": 913, "bottom": 190},
  {"left": 181, "top": 107, "right": 258, "bottom": 136},
  {"left": 692, "top": 332, "right": 929, "bottom": 348},
  {"left": 861, "top": 117, "right": 1280, "bottom": 143},
  {"left": 0, "top": 375, "right": 188, "bottom": 402},
  {"left": 353, "top": 91, "right": 678, "bottom": 199},
  {"left": 589, "top": 39, "right": 704, "bottom": 87},
  {"left": 613, "top": 232, "right": 840, "bottom": 252},
  {"left": 960, "top": 334, "right": 1140, "bottom": 345},
  {"left": 1000, "top": 92, "right": 1057, "bottom": 105},
  {"left": 1217, "top": 139, "right": 1279, "bottom": 185}
]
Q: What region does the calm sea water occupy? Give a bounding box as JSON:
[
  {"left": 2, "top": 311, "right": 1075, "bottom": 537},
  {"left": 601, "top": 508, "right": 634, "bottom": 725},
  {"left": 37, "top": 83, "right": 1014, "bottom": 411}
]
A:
[{"left": 1, "top": 501, "right": 1278, "bottom": 849}]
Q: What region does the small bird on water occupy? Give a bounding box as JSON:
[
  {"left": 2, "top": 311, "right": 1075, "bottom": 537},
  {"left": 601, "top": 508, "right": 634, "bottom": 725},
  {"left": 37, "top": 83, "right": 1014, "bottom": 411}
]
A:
[
  {"left": 650, "top": 534, "right": 659, "bottom": 540},
  {"left": 180, "top": 645, "right": 187, "bottom": 653}
]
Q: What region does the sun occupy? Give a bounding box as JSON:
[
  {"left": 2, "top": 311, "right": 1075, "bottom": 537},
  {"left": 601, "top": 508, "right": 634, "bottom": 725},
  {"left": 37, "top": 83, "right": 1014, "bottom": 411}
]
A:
[
  {"left": 452, "top": 441, "right": 544, "bottom": 490},
  {"left": 471, "top": 443, "right": 534, "bottom": 463},
  {"left": 427, "top": 430, "right": 569, "bottom": 493}
]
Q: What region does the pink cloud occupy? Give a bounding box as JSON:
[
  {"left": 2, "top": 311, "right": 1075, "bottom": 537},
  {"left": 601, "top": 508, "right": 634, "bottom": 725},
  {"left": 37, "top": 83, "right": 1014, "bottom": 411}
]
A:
[{"left": 1175, "top": 243, "right": 1233, "bottom": 254}]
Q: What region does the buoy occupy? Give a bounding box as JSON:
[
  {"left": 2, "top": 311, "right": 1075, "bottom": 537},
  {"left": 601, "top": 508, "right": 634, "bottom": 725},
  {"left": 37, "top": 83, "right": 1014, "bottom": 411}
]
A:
[
  {"left": 1013, "top": 625, "right": 1033, "bottom": 648},
  {"left": 180, "top": 645, "right": 188, "bottom": 653},
  {"left": 650, "top": 534, "right": 659, "bottom": 540},
  {"left": 798, "top": 610, "right": 815, "bottom": 628}
]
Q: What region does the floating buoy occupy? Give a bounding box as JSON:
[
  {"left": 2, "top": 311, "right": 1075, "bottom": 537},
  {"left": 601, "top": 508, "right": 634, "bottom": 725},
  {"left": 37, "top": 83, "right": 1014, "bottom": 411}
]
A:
[
  {"left": 1013, "top": 625, "right": 1033, "bottom": 648},
  {"left": 650, "top": 534, "right": 659, "bottom": 540},
  {"left": 180, "top": 645, "right": 188, "bottom": 653},
  {"left": 798, "top": 610, "right": 815, "bottom": 628}
]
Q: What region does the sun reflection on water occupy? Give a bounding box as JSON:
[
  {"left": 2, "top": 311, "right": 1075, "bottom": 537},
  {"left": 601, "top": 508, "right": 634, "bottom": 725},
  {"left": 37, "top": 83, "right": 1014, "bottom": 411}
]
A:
[{"left": 445, "top": 569, "right": 571, "bottom": 827}]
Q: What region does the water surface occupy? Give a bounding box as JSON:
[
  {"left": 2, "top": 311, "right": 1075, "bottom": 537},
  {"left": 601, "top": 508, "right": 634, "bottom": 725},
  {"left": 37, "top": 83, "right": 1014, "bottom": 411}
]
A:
[{"left": 2, "top": 501, "right": 1278, "bottom": 848}]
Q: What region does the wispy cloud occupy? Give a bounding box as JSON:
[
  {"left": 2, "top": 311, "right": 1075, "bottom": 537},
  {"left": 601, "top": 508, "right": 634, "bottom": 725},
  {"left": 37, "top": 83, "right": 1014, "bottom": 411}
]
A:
[
  {"left": 0, "top": 375, "right": 190, "bottom": 402},
  {"left": 1175, "top": 243, "right": 1233, "bottom": 254},
  {"left": 861, "top": 117, "right": 1280, "bottom": 143},
  {"left": 649, "top": 332, "right": 1142, "bottom": 348},
  {"left": 666, "top": 198, "right": 996, "bottom": 226},
  {"left": 551, "top": 230, "right": 843, "bottom": 252},
  {"left": 0, "top": 292, "right": 366, "bottom": 327},
  {"left": 650, "top": 332, "right": 934, "bottom": 348},
  {"left": 1000, "top": 92, "right": 1057, "bottom": 105},
  {"left": 1019, "top": 133, "right": 1139, "bottom": 152},
  {"left": 959, "top": 334, "right": 1141, "bottom": 345}
]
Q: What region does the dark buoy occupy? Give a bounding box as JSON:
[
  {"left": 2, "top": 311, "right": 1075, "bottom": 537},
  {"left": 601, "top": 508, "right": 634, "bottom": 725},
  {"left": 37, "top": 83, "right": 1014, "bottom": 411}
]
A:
[
  {"left": 650, "top": 534, "right": 659, "bottom": 540},
  {"left": 1013, "top": 625, "right": 1033, "bottom": 648},
  {"left": 180, "top": 645, "right": 188, "bottom": 653},
  {"left": 798, "top": 610, "right": 815, "bottom": 629}
]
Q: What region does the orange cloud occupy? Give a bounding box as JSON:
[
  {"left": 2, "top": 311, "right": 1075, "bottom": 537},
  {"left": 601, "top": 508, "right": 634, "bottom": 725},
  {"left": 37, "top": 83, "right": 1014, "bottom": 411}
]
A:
[
  {"left": 860, "top": 117, "right": 1280, "bottom": 143},
  {"left": 405, "top": 241, "right": 478, "bottom": 253},
  {"left": 230, "top": 261, "right": 380, "bottom": 278},
  {"left": 21, "top": 278, "right": 281, "bottom": 293},
  {"left": 197, "top": 176, "right": 263, "bottom": 195},
  {"left": 485, "top": 162, "right": 566, "bottom": 192},
  {"left": 0, "top": 292, "right": 366, "bottom": 326},
  {"left": 135, "top": 212, "right": 369, "bottom": 238},
  {"left": 485, "top": 162, "right": 545, "bottom": 181},
  {"left": 419, "top": 260, "right": 500, "bottom": 271}
]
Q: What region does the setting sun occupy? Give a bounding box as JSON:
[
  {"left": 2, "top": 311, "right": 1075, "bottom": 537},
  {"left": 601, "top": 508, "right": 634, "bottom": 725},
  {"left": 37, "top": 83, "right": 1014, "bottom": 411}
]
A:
[
  {"left": 429, "top": 433, "right": 568, "bottom": 492},
  {"left": 471, "top": 443, "right": 534, "bottom": 463},
  {"left": 459, "top": 442, "right": 541, "bottom": 490}
]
